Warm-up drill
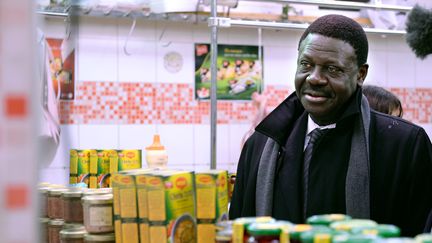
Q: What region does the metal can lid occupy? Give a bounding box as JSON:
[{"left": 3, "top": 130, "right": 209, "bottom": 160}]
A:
[
  {"left": 82, "top": 194, "right": 113, "bottom": 204},
  {"left": 62, "top": 189, "right": 83, "bottom": 198},
  {"left": 84, "top": 233, "right": 115, "bottom": 241},
  {"left": 60, "top": 227, "right": 87, "bottom": 239},
  {"left": 48, "top": 188, "right": 68, "bottom": 196},
  {"left": 48, "top": 219, "right": 65, "bottom": 226},
  {"left": 83, "top": 188, "right": 112, "bottom": 196}
]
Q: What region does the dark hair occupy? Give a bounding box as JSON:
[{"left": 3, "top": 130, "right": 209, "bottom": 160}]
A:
[
  {"left": 298, "top": 14, "right": 369, "bottom": 67},
  {"left": 362, "top": 85, "right": 403, "bottom": 117}
]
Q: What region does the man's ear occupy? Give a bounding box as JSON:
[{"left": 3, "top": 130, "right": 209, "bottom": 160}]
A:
[{"left": 357, "top": 64, "right": 369, "bottom": 87}]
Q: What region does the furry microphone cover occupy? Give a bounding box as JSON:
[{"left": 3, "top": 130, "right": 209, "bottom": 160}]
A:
[{"left": 405, "top": 4, "right": 432, "bottom": 59}]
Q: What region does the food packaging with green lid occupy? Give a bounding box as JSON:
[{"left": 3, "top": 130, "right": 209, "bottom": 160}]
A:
[
  {"left": 330, "top": 219, "right": 378, "bottom": 232},
  {"left": 232, "top": 217, "right": 275, "bottom": 243},
  {"left": 307, "top": 214, "right": 352, "bottom": 226},
  {"left": 332, "top": 233, "right": 381, "bottom": 243},
  {"left": 415, "top": 233, "right": 432, "bottom": 243},
  {"left": 351, "top": 224, "right": 401, "bottom": 238},
  {"left": 300, "top": 226, "right": 349, "bottom": 243}
]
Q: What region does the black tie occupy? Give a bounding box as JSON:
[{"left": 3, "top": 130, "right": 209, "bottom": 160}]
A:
[{"left": 303, "top": 128, "right": 327, "bottom": 221}]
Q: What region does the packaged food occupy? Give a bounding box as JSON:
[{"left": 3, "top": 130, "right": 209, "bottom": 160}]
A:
[
  {"left": 246, "top": 221, "right": 293, "bottom": 243},
  {"left": 351, "top": 224, "right": 400, "bottom": 238},
  {"left": 117, "top": 149, "right": 142, "bottom": 171},
  {"left": 330, "top": 219, "right": 378, "bottom": 232},
  {"left": 84, "top": 233, "right": 115, "bottom": 243},
  {"left": 62, "top": 190, "right": 84, "bottom": 223},
  {"left": 88, "top": 150, "right": 98, "bottom": 189},
  {"left": 48, "top": 188, "right": 68, "bottom": 219},
  {"left": 48, "top": 219, "right": 65, "bottom": 243},
  {"left": 414, "top": 233, "right": 432, "bottom": 243},
  {"left": 70, "top": 150, "right": 79, "bottom": 184},
  {"left": 39, "top": 187, "right": 50, "bottom": 217},
  {"left": 59, "top": 225, "right": 86, "bottom": 243},
  {"left": 307, "top": 214, "right": 352, "bottom": 226},
  {"left": 332, "top": 234, "right": 380, "bottom": 243},
  {"left": 300, "top": 226, "right": 348, "bottom": 243},
  {"left": 96, "top": 150, "right": 113, "bottom": 188},
  {"left": 195, "top": 170, "right": 229, "bottom": 243},
  {"left": 82, "top": 194, "right": 114, "bottom": 234},
  {"left": 232, "top": 217, "right": 275, "bottom": 243},
  {"left": 288, "top": 224, "right": 314, "bottom": 243}
]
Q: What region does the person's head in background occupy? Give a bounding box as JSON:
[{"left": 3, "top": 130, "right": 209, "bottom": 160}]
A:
[{"left": 362, "top": 85, "right": 403, "bottom": 118}]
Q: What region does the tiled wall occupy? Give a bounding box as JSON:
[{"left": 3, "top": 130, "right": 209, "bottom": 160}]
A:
[{"left": 39, "top": 15, "right": 432, "bottom": 185}]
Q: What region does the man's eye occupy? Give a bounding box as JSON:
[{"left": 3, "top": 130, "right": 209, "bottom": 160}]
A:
[
  {"left": 328, "top": 66, "right": 341, "bottom": 73},
  {"left": 300, "top": 61, "right": 311, "bottom": 68}
]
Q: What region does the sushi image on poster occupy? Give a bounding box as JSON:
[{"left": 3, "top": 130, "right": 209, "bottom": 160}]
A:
[{"left": 195, "top": 43, "right": 263, "bottom": 100}]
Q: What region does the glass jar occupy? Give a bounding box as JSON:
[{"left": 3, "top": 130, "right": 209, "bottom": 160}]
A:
[
  {"left": 307, "top": 214, "right": 352, "bottom": 227},
  {"left": 62, "top": 190, "right": 83, "bottom": 223},
  {"left": 41, "top": 218, "right": 50, "bottom": 243},
  {"left": 82, "top": 188, "right": 112, "bottom": 197},
  {"left": 246, "top": 222, "right": 292, "bottom": 243},
  {"left": 351, "top": 224, "right": 400, "bottom": 238},
  {"left": 82, "top": 194, "right": 114, "bottom": 233},
  {"left": 48, "top": 188, "right": 68, "bottom": 219},
  {"left": 84, "top": 233, "right": 115, "bottom": 243},
  {"left": 48, "top": 219, "right": 65, "bottom": 243},
  {"left": 60, "top": 225, "right": 86, "bottom": 243},
  {"left": 39, "top": 187, "right": 50, "bottom": 217}
]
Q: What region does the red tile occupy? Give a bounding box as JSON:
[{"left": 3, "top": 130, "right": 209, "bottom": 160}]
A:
[
  {"left": 5, "top": 184, "right": 29, "bottom": 209},
  {"left": 4, "top": 95, "right": 28, "bottom": 118}
]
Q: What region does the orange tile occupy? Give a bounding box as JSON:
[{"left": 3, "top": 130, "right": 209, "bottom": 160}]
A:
[{"left": 5, "top": 184, "right": 29, "bottom": 209}]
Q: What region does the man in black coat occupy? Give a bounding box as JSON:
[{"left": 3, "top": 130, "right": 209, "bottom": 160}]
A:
[{"left": 229, "top": 14, "right": 432, "bottom": 237}]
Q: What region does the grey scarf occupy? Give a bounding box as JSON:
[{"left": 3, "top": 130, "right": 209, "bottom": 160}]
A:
[{"left": 256, "top": 95, "right": 371, "bottom": 219}]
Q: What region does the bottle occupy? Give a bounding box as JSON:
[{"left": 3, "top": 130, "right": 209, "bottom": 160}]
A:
[{"left": 145, "top": 134, "right": 168, "bottom": 168}]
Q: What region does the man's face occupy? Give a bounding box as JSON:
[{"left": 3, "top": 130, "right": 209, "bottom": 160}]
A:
[{"left": 295, "top": 34, "right": 368, "bottom": 125}]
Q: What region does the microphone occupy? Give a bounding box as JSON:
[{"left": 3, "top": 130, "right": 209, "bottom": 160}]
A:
[{"left": 405, "top": 4, "right": 432, "bottom": 59}]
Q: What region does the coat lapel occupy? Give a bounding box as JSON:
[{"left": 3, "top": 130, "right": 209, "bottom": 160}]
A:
[{"left": 273, "top": 113, "right": 308, "bottom": 223}]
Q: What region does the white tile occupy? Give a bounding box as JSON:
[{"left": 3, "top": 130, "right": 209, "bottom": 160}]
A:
[
  {"left": 39, "top": 167, "right": 69, "bottom": 185},
  {"left": 155, "top": 21, "right": 193, "bottom": 43},
  {"left": 119, "top": 124, "right": 156, "bottom": 151},
  {"left": 118, "top": 40, "right": 156, "bottom": 82},
  {"left": 79, "top": 125, "right": 119, "bottom": 149},
  {"left": 217, "top": 124, "right": 230, "bottom": 165},
  {"left": 228, "top": 124, "right": 251, "bottom": 164},
  {"left": 78, "top": 16, "right": 118, "bottom": 38},
  {"left": 366, "top": 34, "right": 388, "bottom": 51},
  {"left": 157, "top": 125, "right": 194, "bottom": 166},
  {"left": 194, "top": 125, "right": 210, "bottom": 166},
  {"left": 227, "top": 27, "right": 264, "bottom": 45},
  {"left": 39, "top": 17, "right": 69, "bottom": 39},
  {"left": 263, "top": 46, "right": 297, "bottom": 87},
  {"left": 262, "top": 29, "right": 303, "bottom": 47},
  {"left": 415, "top": 55, "right": 432, "bottom": 88},
  {"left": 386, "top": 35, "right": 412, "bottom": 53},
  {"left": 364, "top": 51, "right": 387, "bottom": 86},
  {"left": 77, "top": 37, "right": 118, "bottom": 82},
  {"left": 117, "top": 18, "right": 156, "bottom": 41},
  {"left": 194, "top": 164, "right": 211, "bottom": 171},
  {"left": 156, "top": 42, "right": 194, "bottom": 84},
  {"left": 387, "top": 51, "right": 416, "bottom": 88},
  {"left": 40, "top": 125, "right": 80, "bottom": 169}
]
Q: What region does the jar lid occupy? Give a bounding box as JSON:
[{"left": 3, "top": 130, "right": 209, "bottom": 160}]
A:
[
  {"left": 351, "top": 224, "right": 400, "bottom": 238},
  {"left": 82, "top": 194, "right": 113, "bottom": 204},
  {"left": 84, "top": 233, "right": 115, "bottom": 241},
  {"left": 62, "top": 190, "right": 83, "bottom": 198},
  {"left": 146, "top": 134, "right": 165, "bottom": 150},
  {"left": 330, "top": 219, "right": 377, "bottom": 232},
  {"left": 307, "top": 214, "right": 352, "bottom": 226},
  {"left": 40, "top": 218, "right": 49, "bottom": 224},
  {"left": 63, "top": 223, "right": 85, "bottom": 230},
  {"left": 332, "top": 234, "right": 379, "bottom": 243},
  {"left": 247, "top": 222, "right": 283, "bottom": 236},
  {"left": 60, "top": 227, "right": 87, "bottom": 239},
  {"left": 48, "top": 219, "right": 65, "bottom": 226},
  {"left": 48, "top": 188, "right": 68, "bottom": 196},
  {"left": 83, "top": 188, "right": 112, "bottom": 197},
  {"left": 415, "top": 234, "right": 432, "bottom": 243},
  {"left": 38, "top": 187, "right": 51, "bottom": 194}
]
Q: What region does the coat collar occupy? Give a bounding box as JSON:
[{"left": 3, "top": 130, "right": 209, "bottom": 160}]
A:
[{"left": 256, "top": 88, "right": 363, "bottom": 146}]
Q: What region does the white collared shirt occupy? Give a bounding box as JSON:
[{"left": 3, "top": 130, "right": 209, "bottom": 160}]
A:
[{"left": 304, "top": 115, "right": 336, "bottom": 150}]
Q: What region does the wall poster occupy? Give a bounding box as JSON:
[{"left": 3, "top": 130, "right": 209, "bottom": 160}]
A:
[
  {"left": 194, "top": 43, "right": 263, "bottom": 100},
  {"left": 45, "top": 38, "right": 75, "bottom": 100}
]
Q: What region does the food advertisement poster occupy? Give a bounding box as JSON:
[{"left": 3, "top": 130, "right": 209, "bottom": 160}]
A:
[
  {"left": 46, "top": 38, "right": 75, "bottom": 100},
  {"left": 195, "top": 43, "right": 263, "bottom": 100}
]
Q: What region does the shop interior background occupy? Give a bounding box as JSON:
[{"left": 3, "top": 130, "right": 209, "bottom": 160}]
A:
[{"left": 36, "top": 0, "right": 432, "bottom": 185}]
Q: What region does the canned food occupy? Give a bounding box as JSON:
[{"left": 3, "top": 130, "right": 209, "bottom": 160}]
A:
[{"left": 82, "top": 194, "right": 113, "bottom": 233}]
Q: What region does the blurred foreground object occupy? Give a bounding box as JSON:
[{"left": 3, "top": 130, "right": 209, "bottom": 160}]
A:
[{"left": 405, "top": 4, "right": 432, "bottom": 59}]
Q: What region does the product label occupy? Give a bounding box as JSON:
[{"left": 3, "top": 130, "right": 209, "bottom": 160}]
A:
[
  {"left": 197, "top": 224, "right": 215, "bottom": 243},
  {"left": 89, "top": 206, "right": 113, "bottom": 226}
]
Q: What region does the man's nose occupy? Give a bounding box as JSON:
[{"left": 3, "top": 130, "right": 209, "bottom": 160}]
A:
[{"left": 306, "top": 67, "right": 327, "bottom": 85}]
